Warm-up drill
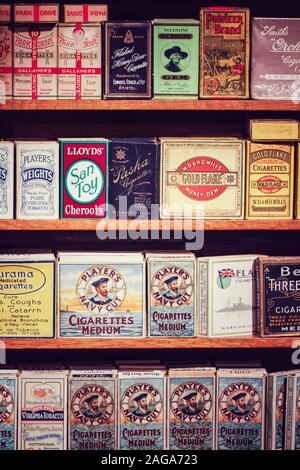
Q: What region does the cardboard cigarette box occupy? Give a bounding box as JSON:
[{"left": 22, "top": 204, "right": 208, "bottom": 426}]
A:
[
  {"left": 198, "top": 255, "right": 257, "bottom": 337},
  {"left": 0, "top": 369, "right": 18, "bottom": 450},
  {"left": 14, "top": 4, "right": 59, "bottom": 23},
  {"left": 0, "top": 5, "right": 11, "bottom": 23},
  {"left": 64, "top": 4, "right": 108, "bottom": 23},
  {"left": 108, "top": 138, "right": 160, "bottom": 219},
  {"left": 0, "top": 25, "right": 13, "bottom": 100},
  {"left": 0, "top": 141, "right": 14, "bottom": 219},
  {"left": 0, "top": 253, "right": 55, "bottom": 338},
  {"left": 58, "top": 252, "right": 145, "bottom": 338},
  {"left": 58, "top": 23, "right": 102, "bottom": 100},
  {"left": 199, "top": 7, "right": 250, "bottom": 99},
  {"left": 285, "top": 372, "right": 300, "bottom": 450},
  {"left": 146, "top": 252, "right": 196, "bottom": 337},
  {"left": 104, "top": 22, "right": 152, "bottom": 99},
  {"left": 251, "top": 18, "right": 300, "bottom": 100},
  {"left": 153, "top": 19, "right": 199, "bottom": 99},
  {"left": 246, "top": 142, "right": 294, "bottom": 219},
  {"left": 118, "top": 370, "right": 166, "bottom": 450},
  {"left": 250, "top": 120, "right": 300, "bottom": 142},
  {"left": 168, "top": 368, "right": 216, "bottom": 450},
  {"left": 16, "top": 141, "right": 59, "bottom": 219},
  {"left": 160, "top": 138, "right": 244, "bottom": 219},
  {"left": 13, "top": 24, "right": 57, "bottom": 100},
  {"left": 59, "top": 138, "right": 108, "bottom": 219},
  {"left": 256, "top": 257, "right": 300, "bottom": 337},
  {"left": 18, "top": 370, "right": 68, "bottom": 450},
  {"left": 216, "top": 368, "right": 267, "bottom": 450},
  {"left": 69, "top": 369, "right": 117, "bottom": 450},
  {"left": 266, "top": 371, "right": 289, "bottom": 450}
]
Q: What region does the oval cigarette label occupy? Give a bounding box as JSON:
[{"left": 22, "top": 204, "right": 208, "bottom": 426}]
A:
[
  {"left": 0, "top": 264, "right": 47, "bottom": 296},
  {"left": 170, "top": 381, "right": 212, "bottom": 423}
]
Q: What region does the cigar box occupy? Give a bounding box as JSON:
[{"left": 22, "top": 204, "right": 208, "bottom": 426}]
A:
[
  {"left": 63, "top": 5, "right": 108, "bottom": 23},
  {"left": 118, "top": 370, "right": 166, "bottom": 450},
  {"left": 200, "top": 7, "right": 250, "bottom": 99},
  {"left": 250, "top": 120, "right": 300, "bottom": 142},
  {"left": 168, "top": 368, "right": 216, "bottom": 450},
  {"left": 69, "top": 369, "right": 117, "bottom": 450},
  {"left": 146, "top": 252, "right": 196, "bottom": 337},
  {"left": 14, "top": 4, "right": 59, "bottom": 23},
  {"left": 0, "top": 141, "right": 14, "bottom": 219},
  {"left": 266, "top": 371, "right": 289, "bottom": 450},
  {"left": 246, "top": 142, "right": 294, "bottom": 219},
  {"left": 0, "top": 253, "right": 55, "bottom": 338},
  {"left": 18, "top": 370, "right": 68, "bottom": 450},
  {"left": 198, "top": 255, "right": 257, "bottom": 337},
  {"left": 153, "top": 19, "right": 199, "bottom": 99},
  {"left": 216, "top": 368, "right": 267, "bottom": 450},
  {"left": 58, "top": 23, "right": 102, "bottom": 100},
  {"left": 104, "top": 22, "right": 151, "bottom": 99},
  {"left": 160, "top": 138, "right": 244, "bottom": 219},
  {"left": 59, "top": 138, "right": 108, "bottom": 219},
  {"left": 109, "top": 138, "right": 160, "bottom": 218},
  {"left": 0, "top": 369, "right": 18, "bottom": 450},
  {"left": 16, "top": 141, "right": 59, "bottom": 219},
  {"left": 285, "top": 372, "right": 300, "bottom": 450},
  {"left": 251, "top": 18, "right": 300, "bottom": 100},
  {"left": 256, "top": 257, "right": 300, "bottom": 336},
  {"left": 0, "top": 5, "right": 11, "bottom": 23},
  {"left": 58, "top": 252, "right": 145, "bottom": 338},
  {"left": 13, "top": 24, "right": 58, "bottom": 100}
]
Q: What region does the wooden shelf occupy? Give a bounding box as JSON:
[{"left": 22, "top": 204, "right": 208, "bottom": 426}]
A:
[
  {"left": 1, "top": 99, "right": 300, "bottom": 111},
  {"left": 3, "top": 337, "right": 299, "bottom": 349},
  {"left": 1, "top": 219, "right": 300, "bottom": 231}
]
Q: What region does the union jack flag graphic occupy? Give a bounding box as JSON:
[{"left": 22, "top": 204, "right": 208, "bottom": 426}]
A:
[{"left": 218, "top": 268, "right": 235, "bottom": 279}]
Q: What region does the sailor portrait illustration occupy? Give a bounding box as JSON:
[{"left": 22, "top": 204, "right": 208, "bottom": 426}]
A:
[
  {"left": 229, "top": 392, "right": 251, "bottom": 416},
  {"left": 132, "top": 393, "right": 151, "bottom": 417},
  {"left": 162, "top": 276, "right": 181, "bottom": 300},
  {"left": 181, "top": 392, "right": 203, "bottom": 416},
  {"left": 90, "top": 277, "right": 112, "bottom": 305},
  {"left": 164, "top": 46, "right": 188, "bottom": 73},
  {"left": 81, "top": 394, "right": 105, "bottom": 419}
]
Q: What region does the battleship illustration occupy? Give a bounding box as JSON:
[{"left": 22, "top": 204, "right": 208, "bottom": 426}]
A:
[{"left": 217, "top": 297, "right": 252, "bottom": 313}]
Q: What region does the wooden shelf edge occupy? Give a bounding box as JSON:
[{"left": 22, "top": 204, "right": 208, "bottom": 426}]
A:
[
  {"left": 0, "top": 219, "right": 300, "bottom": 231},
  {"left": 1, "top": 99, "right": 300, "bottom": 111},
  {"left": 2, "top": 337, "right": 298, "bottom": 349}
]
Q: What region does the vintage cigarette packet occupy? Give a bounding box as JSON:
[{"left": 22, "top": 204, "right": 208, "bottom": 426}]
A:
[
  {"left": 18, "top": 370, "right": 68, "bottom": 450},
  {"left": 250, "top": 120, "right": 300, "bottom": 142},
  {"left": 246, "top": 142, "right": 294, "bottom": 219},
  {"left": 0, "top": 369, "right": 18, "bottom": 450},
  {"left": 198, "top": 255, "right": 257, "bottom": 337},
  {"left": 69, "top": 369, "right": 117, "bottom": 450},
  {"left": 16, "top": 141, "right": 59, "bottom": 219},
  {"left": 168, "top": 367, "right": 215, "bottom": 450},
  {"left": 104, "top": 22, "right": 151, "bottom": 98},
  {"left": 153, "top": 19, "right": 199, "bottom": 99},
  {"left": 256, "top": 257, "right": 300, "bottom": 336},
  {"left": 216, "top": 368, "right": 267, "bottom": 450},
  {"left": 58, "top": 23, "right": 102, "bottom": 99},
  {"left": 146, "top": 252, "right": 196, "bottom": 337},
  {"left": 63, "top": 5, "right": 108, "bottom": 23},
  {"left": 58, "top": 252, "right": 145, "bottom": 338},
  {"left": 118, "top": 370, "right": 166, "bottom": 450},
  {"left": 0, "top": 253, "right": 55, "bottom": 338},
  {"left": 0, "top": 141, "right": 14, "bottom": 219},
  {"left": 200, "top": 7, "right": 250, "bottom": 98},
  {"left": 59, "top": 138, "right": 108, "bottom": 219},
  {"left": 160, "top": 138, "right": 244, "bottom": 219}
]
